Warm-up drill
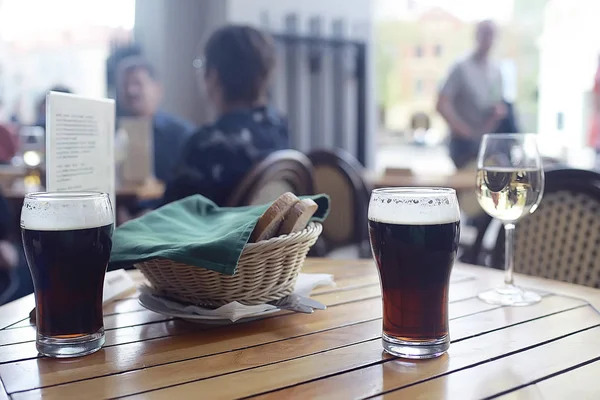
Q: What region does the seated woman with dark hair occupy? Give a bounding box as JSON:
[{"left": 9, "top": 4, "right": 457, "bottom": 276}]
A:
[{"left": 162, "top": 24, "right": 289, "bottom": 206}]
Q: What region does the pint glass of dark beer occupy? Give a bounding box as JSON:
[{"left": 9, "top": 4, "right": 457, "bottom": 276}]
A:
[
  {"left": 21, "top": 192, "right": 114, "bottom": 358},
  {"left": 368, "top": 188, "right": 460, "bottom": 359}
]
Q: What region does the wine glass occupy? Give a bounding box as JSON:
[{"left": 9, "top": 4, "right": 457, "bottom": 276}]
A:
[{"left": 475, "top": 134, "right": 544, "bottom": 306}]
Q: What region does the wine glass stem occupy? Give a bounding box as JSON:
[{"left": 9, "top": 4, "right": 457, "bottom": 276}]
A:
[{"left": 504, "top": 223, "right": 516, "bottom": 286}]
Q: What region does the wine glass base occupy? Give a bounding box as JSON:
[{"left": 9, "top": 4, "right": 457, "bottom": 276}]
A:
[{"left": 478, "top": 285, "right": 542, "bottom": 306}]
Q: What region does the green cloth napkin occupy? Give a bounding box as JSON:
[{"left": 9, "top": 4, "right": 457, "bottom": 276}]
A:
[{"left": 109, "top": 194, "right": 330, "bottom": 275}]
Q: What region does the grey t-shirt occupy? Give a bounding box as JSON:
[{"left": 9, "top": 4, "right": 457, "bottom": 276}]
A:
[{"left": 439, "top": 56, "right": 503, "bottom": 137}]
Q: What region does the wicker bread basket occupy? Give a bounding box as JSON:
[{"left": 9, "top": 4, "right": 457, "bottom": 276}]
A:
[{"left": 135, "top": 222, "right": 323, "bottom": 307}]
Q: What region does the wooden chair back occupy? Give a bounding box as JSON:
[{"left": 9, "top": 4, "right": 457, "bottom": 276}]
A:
[
  {"left": 308, "top": 148, "right": 371, "bottom": 256},
  {"left": 491, "top": 168, "right": 600, "bottom": 287},
  {"left": 226, "top": 150, "right": 314, "bottom": 207}
]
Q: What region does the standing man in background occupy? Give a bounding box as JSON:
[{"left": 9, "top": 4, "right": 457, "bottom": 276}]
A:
[
  {"left": 437, "top": 20, "right": 507, "bottom": 169},
  {"left": 118, "top": 57, "right": 194, "bottom": 183}
]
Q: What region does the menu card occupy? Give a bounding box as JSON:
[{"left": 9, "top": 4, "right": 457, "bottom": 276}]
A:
[
  {"left": 118, "top": 117, "right": 154, "bottom": 185},
  {"left": 45, "top": 92, "right": 116, "bottom": 208}
]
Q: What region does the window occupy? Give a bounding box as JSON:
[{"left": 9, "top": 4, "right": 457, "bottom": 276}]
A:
[
  {"left": 414, "top": 79, "right": 424, "bottom": 95},
  {"left": 434, "top": 44, "right": 443, "bottom": 57},
  {"left": 414, "top": 45, "right": 423, "bottom": 58}
]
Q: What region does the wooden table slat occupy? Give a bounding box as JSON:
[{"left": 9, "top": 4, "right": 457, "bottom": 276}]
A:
[
  {"left": 0, "top": 295, "right": 34, "bottom": 331},
  {"left": 0, "top": 268, "right": 476, "bottom": 350},
  {"left": 8, "top": 294, "right": 589, "bottom": 398},
  {"left": 5, "top": 266, "right": 371, "bottom": 331},
  {"left": 0, "top": 378, "right": 7, "bottom": 400},
  {"left": 496, "top": 386, "right": 545, "bottom": 400},
  {"left": 0, "top": 308, "right": 173, "bottom": 347},
  {"left": 379, "top": 326, "right": 600, "bottom": 399},
  {"left": 3, "top": 266, "right": 470, "bottom": 332},
  {"left": 123, "top": 306, "right": 600, "bottom": 400},
  {"left": 0, "top": 277, "right": 497, "bottom": 368},
  {"left": 0, "top": 297, "right": 381, "bottom": 393},
  {"left": 500, "top": 358, "right": 600, "bottom": 400},
  {"left": 250, "top": 303, "right": 597, "bottom": 400},
  {"left": 0, "top": 286, "right": 516, "bottom": 396},
  {"left": 1, "top": 260, "right": 599, "bottom": 399},
  {"left": 0, "top": 281, "right": 384, "bottom": 364}
]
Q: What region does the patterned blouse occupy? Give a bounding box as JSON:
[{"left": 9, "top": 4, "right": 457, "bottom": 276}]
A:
[{"left": 162, "top": 106, "right": 289, "bottom": 206}]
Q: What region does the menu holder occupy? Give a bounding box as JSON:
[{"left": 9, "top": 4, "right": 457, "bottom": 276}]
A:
[
  {"left": 45, "top": 92, "right": 116, "bottom": 207},
  {"left": 118, "top": 117, "right": 154, "bottom": 186}
]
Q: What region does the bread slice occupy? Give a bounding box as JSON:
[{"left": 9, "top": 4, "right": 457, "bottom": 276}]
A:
[
  {"left": 278, "top": 198, "right": 318, "bottom": 236},
  {"left": 250, "top": 192, "right": 299, "bottom": 242}
]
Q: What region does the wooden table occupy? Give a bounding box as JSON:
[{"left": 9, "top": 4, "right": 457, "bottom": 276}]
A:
[
  {"left": 0, "top": 259, "right": 599, "bottom": 399},
  {"left": 371, "top": 170, "right": 475, "bottom": 192}
]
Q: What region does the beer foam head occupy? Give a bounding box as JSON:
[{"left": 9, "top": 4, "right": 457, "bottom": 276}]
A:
[
  {"left": 369, "top": 188, "right": 460, "bottom": 225},
  {"left": 21, "top": 192, "right": 114, "bottom": 231}
]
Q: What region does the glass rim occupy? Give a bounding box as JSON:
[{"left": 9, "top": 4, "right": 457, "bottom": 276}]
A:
[
  {"left": 481, "top": 133, "right": 537, "bottom": 140},
  {"left": 372, "top": 187, "right": 456, "bottom": 196},
  {"left": 24, "top": 191, "right": 109, "bottom": 201}
]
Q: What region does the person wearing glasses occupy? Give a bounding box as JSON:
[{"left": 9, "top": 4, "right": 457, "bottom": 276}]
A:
[
  {"left": 162, "top": 24, "right": 289, "bottom": 206},
  {"left": 117, "top": 57, "right": 194, "bottom": 183}
]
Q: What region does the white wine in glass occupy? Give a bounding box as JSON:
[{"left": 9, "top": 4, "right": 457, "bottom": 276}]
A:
[
  {"left": 476, "top": 134, "right": 544, "bottom": 306},
  {"left": 476, "top": 168, "right": 543, "bottom": 222}
]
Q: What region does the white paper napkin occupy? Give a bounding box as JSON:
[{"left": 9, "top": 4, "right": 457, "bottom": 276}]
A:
[
  {"left": 103, "top": 269, "right": 136, "bottom": 303},
  {"left": 140, "top": 273, "right": 335, "bottom": 322}
]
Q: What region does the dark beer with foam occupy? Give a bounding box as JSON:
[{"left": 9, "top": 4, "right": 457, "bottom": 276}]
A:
[
  {"left": 368, "top": 188, "right": 460, "bottom": 359},
  {"left": 21, "top": 192, "right": 113, "bottom": 357}
]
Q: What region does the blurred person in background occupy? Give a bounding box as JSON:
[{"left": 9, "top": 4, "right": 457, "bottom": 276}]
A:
[
  {"left": 162, "top": 24, "right": 289, "bottom": 206},
  {"left": 0, "top": 188, "right": 29, "bottom": 304},
  {"left": 0, "top": 98, "right": 18, "bottom": 165},
  {"left": 0, "top": 124, "right": 17, "bottom": 165},
  {"left": 437, "top": 20, "right": 508, "bottom": 169},
  {"left": 117, "top": 57, "right": 194, "bottom": 183}
]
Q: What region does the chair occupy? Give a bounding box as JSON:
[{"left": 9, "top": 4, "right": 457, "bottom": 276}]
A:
[
  {"left": 308, "top": 149, "right": 372, "bottom": 258},
  {"left": 489, "top": 168, "right": 600, "bottom": 287},
  {"left": 226, "top": 150, "right": 314, "bottom": 207}
]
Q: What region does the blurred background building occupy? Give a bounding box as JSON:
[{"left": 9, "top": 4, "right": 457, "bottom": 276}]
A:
[
  {"left": 537, "top": 0, "right": 600, "bottom": 156},
  {"left": 376, "top": 0, "right": 544, "bottom": 144},
  {"left": 0, "top": 0, "right": 134, "bottom": 123},
  {"left": 1, "top": 0, "right": 600, "bottom": 171}
]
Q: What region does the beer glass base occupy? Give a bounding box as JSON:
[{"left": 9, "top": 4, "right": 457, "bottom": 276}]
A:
[
  {"left": 37, "top": 328, "right": 105, "bottom": 358},
  {"left": 478, "top": 285, "right": 541, "bottom": 306},
  {"left": 382, "top": 333, "right": 449, "bottom": 359}
]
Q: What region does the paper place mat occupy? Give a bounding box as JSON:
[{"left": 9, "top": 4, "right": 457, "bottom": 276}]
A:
[
  {"left": 140, "top": 273, "right": 335, "bottom": 322},
  {"left": 451, "top": 271, "right": 476, "bottom": 283}
]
